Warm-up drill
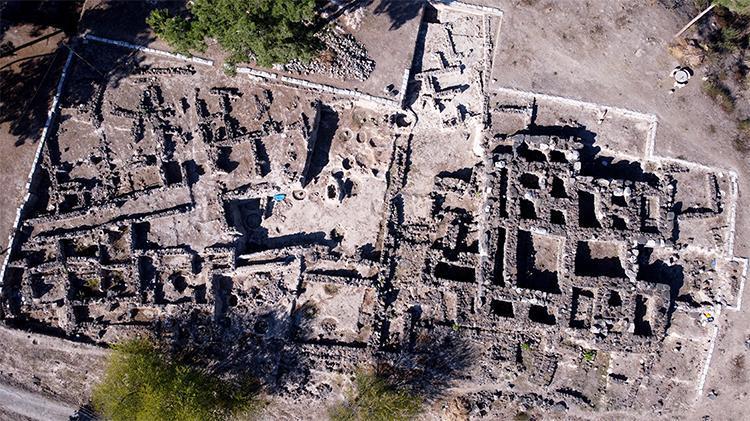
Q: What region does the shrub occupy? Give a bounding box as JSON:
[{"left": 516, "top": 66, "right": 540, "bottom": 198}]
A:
[
  {"left": 582, "top": 349, "right": 596, "bottom": 362},
  {"left": 92, "top": 338, "right": 260, "bottom": 421},
  {"left": 733, "top": 119, "right": 750, "bottom": 152},
  {"left": 703, "top": 78, "right": 736, "bottom": 113},
  {"left": 716, "top": 26, "right": 744, "bottom": 52},
  {"left": 147, "top": 0, "right": 320, "bottom": 67},
  {"left": 329, "top": 370, "right": 422, "bottom": 421},
  {"left": 84, "top": 278, "right": 100, "bottom": 290},
  {"left": 716, "top": 0, "right": 750, "bottom": 15},
  {"left": 732, "top": 136, "right": 750, "bottom": 152}
]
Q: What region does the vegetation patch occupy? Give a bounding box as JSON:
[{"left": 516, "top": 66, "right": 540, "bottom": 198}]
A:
[
  {"left": 715, "top": 0, "right": 750, "bottom": 15},
  {"left": 92, "top": 338, "right": 261, "bottom": 421},
  {"left": 147, "top": 0, "right": 320, "bottom": 66},
  {"left": 328, "top": 370, "right": 423, "bottom": 421},
  {"left": 702, "top": 78, "right": 736, "bottom": 113}
]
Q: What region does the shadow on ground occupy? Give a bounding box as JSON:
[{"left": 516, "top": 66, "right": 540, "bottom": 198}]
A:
[
  {"left": 0, "top": 49, "right": 66, "bottom": 146},
  {"left": 0, "top": 0, "right": 163, "bottom": 146},
  {"left": 320, "top": 0, "right": 424, "bottom": 31},
  {"left": 0, "top": 1, "right": 81, "bottom": 40},
  {"left": 151, "top": 303, "right": 477, "bottom": 405},
  {"left": 375, "top": 327, "right": 477, "bottom": 402},
  {"left": 0, "top": 1, "right": 82, "bottom": 146}
]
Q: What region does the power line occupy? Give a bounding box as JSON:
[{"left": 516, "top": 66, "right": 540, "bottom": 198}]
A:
[
  {"left": 11, "top": 48, "right": 62, "bottom": 128},
  {"left": 62, "top": 42, "right": 105, "bottom": 78}
]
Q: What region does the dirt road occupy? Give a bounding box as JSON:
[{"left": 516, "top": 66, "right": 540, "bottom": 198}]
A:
[{"left": 0, "top": 382, "right": 76, "bottom": 420}]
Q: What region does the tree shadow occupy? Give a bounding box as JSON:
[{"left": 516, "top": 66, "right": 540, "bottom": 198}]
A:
[
  {"left": 60, "top": 2, "right": 159, "bottom": 108},
  {"left": 324, "top": 0, "right": 424, "bottom": 31},
  {"left": 375, "top": 325, "right": 478, "bottom": 403},
  {"left": 150, "top": 304, "right": 476, "bottom": 406},
  {"left": 76, "top": 1, "right": 179, "bottom": 46},
  {"left": 372, "top": 0, "right": 425, "bottom": 30},
  {"left": 0, "top": 1, "right": 82, "bottom": 41},
  {"left": 30, "top": 39, "right": 149, "bottom": 140},
  {"left": 152, "top": 302, "right": 320, "bottom": 396},
  {"left": 0, "top": 48, "right": 67, "bottom": 145},
  {"left": 0, "top": 1, "right": 81, "bottom": 145},
  {"left": 0, "top": 0, "right": 162, "bottom": 146}
]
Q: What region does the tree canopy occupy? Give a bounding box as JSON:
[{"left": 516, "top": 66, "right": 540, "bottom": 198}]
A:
[
  {"left": 146, "top": 0, "right": 320, "bottom": 67},
  {"left": 92, "top": 338, "right": 260, "bottom": 421}
]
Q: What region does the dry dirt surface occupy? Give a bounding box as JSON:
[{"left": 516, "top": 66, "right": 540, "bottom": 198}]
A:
[
  {"left": 0, "top": 325, "right": 105, "bottom": 417},
  {"left": 1, "top": 1, "right": 750, "bottom": 420}
]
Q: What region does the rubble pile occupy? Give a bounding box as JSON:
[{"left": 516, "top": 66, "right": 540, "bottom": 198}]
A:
[{"left": 282, "top": 28, "right": 375, "bottom": 82}]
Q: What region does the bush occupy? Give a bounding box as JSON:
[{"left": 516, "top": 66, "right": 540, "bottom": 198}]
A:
[
  {"left": 582, "top": 349, "right": 596, "bottom": 362},
  {"left": 717, "top": 26, "right": 744, "bottom": 52},
  {"left": 92, "top": 338, "right": 260, "bottom": 421},
  {"left": 716, "top": 0, "right": 750, "bottom": 15},
  {"left": 84, "top": 278, "right": 100, "bottom": 290},
  {"left": 733, "top": 119, "right": 750, "bottom": 152},
  {"left": 329, "top": 371, "right": 422, "bottom": 421},
  {"left": 147, "top": 0, "right": 320, "bottom": 67},
  {"left": 703, "top": 78, "right": 736, "bottom": 113}
]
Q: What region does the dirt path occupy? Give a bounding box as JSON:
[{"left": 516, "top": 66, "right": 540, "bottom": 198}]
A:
[
  {"left": 0, "top": 325, "right": 107, "bottom": 408},
  {"left": 0, "top": 382, "right": 76, "bottom": 421}
]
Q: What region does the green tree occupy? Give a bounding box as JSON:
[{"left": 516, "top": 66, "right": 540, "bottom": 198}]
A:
[
  {"left": 92, "top": 338, "right": 260, "bottom": 421},
  {"left": 146, "top": 0, "right": 320, "bottom": 67},
  {"left": 145, "top": 9, "right": 204, "bottom": 53},
  {"left": 329, "top": 370, "right": 422, "bottom": 421}
]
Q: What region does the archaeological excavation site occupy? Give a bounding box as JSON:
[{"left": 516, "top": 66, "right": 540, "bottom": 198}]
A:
[{"left": 1, "top": 0, "right": 749, "bottom": 419}]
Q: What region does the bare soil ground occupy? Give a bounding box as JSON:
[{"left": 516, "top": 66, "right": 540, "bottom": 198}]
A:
[
  {"left": 0, "top": 382, "right": 75, "bottom": 421},
  {"left": 0, "top": 324, "right": 105, "bottom": 412}
]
